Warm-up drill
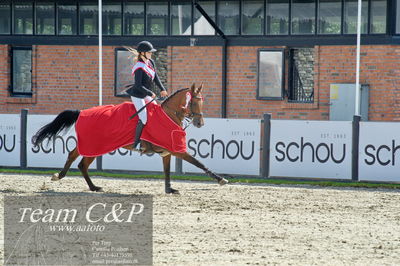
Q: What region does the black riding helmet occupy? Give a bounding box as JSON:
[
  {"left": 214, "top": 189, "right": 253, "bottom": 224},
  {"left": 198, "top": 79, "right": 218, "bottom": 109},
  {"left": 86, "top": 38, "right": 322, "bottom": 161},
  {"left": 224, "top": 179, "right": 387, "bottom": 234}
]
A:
[{"left": 137, "top": 41, "right": 157, "bottom": 52}]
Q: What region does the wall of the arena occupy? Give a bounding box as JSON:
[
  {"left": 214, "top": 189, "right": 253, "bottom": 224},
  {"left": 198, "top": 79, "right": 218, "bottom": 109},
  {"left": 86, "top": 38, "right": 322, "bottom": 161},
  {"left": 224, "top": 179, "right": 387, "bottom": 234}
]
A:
[
  {"left": 1, "top": 44, "right": 400, "bottom": 120},
  {"left": 2, "top": 110, "right": 400, "bottom": 183}
]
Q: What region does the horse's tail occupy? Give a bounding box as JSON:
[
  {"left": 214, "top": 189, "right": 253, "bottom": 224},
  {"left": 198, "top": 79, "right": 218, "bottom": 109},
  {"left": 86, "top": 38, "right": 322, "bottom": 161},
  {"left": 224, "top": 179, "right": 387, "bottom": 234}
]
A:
[{"left": 32, "top": 110, "right": 80, "bottom": 147}]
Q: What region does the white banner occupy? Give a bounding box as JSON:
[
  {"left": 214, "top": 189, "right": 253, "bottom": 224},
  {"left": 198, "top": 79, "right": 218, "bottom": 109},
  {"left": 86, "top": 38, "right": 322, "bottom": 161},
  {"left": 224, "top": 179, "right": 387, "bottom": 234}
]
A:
[
  {"left": 182, "top": 118, "right": 261, "bottom": 175},
  {"left": 0, "top": 114, "right": 20, "bottom": 167},
  {"left": 102, "top": 149, "right": 175, "bottom": 172},
  {"left": 359, "top": 122, "right": 400, "bottom": 182},
  {"left": 27, "top": 115, "right": 95, "bottom": 169},
  {"left": 270, "top": 120, "right": 352, "bottom": 179}
]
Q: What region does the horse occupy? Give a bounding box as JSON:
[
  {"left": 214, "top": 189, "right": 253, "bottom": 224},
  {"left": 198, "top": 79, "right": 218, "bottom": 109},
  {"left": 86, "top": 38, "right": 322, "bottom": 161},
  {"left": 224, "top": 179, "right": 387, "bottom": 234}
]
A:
[{"left": 31, "top": 84, "right": 228, "bottom": 194}]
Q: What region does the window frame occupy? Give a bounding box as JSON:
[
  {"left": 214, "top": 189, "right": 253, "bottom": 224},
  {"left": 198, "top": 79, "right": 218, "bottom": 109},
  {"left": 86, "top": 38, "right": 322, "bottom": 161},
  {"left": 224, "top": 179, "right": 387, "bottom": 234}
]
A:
[
  {"left": 256, "top": 48, "right": 285, "bottom": 100},
  {"left": 10, "top": 46, "right": 33, "bottom": 97},
  {"left": 35, "top": 1, "right": 56, "bottom": 35},
  {"left": 0, "top": 1, "right": 12, "bottom": 35},
  {"left": 170, "top": 0, "right": 193, "bottom": 36},
  {"left": 114, "top": 47, "right": 132, "bottom": 97}
]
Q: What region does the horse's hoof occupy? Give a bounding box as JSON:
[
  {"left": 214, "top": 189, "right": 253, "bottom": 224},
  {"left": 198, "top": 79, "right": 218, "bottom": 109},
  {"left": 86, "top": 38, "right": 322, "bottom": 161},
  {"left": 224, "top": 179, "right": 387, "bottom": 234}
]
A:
[
  {"left": 91, "top": 186, "right": 103, "bottom": 192},
  {"left": 51, "top": 173, "right": 60, "bottom": 181},
  {"left": 218, "top": 178, "right": 229, "bottom": 186},
  {"left": 165, "top": 188, "right": 180, "bottom": 194}
]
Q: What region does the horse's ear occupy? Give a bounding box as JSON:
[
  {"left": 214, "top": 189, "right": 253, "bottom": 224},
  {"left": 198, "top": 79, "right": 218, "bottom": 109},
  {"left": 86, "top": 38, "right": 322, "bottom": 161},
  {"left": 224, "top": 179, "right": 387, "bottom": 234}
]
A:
[
  {"left": 198, "top": 83, "right": 203, "bottom": 92},
  {"left": 191, "top": 83, "right": 196, "bottom": 91}
]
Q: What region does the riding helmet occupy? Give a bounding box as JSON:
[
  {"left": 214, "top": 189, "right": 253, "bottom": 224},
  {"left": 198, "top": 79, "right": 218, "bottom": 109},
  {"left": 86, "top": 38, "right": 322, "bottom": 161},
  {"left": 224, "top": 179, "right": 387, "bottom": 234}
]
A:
[{"left": 137, "top": 41, "right": 157, "bottom": 52}]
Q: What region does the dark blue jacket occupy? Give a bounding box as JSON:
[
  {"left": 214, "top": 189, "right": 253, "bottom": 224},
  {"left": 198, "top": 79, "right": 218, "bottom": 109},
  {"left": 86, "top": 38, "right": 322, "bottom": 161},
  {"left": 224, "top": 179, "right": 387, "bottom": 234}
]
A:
[{"left": 126, "top": 59, "right": 166, "bottom": 98}]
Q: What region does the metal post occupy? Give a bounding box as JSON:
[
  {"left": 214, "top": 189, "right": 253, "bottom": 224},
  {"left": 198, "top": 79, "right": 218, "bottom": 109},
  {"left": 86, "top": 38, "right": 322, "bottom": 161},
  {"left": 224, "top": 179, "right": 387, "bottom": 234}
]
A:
[
  {"left": 352, "top": 115, "right": 361, "bottom": 181},
  {"left": 355, "top": 0, "right": 362, "bottom": 115},
  {"left": 98, "top": 0, "right": 103, "bottom": 106},
  {"left": 96, "top": 156, "right": 102, "bottom": 171},
  {"left": 261, "top": 113, "right": 271, "bottom": 178},
  {"left": 175, "top": 158, "right": 182, "bottom": 174},
  {"left": 20, "top": 109, "right": 28, "bottom": 169}
]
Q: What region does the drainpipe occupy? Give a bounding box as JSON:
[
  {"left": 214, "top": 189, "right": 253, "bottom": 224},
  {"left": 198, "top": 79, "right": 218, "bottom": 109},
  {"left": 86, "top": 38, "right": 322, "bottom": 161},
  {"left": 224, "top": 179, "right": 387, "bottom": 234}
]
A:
[{"left": 194, "top": 1, "right": 227, "bottom": 118}]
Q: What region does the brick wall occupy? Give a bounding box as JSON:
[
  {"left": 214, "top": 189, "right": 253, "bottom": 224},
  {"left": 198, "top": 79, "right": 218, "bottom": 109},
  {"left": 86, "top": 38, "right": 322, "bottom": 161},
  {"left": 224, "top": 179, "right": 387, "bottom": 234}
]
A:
[{"left": 1, "top": 44, "right": 400, "bottom": 121}]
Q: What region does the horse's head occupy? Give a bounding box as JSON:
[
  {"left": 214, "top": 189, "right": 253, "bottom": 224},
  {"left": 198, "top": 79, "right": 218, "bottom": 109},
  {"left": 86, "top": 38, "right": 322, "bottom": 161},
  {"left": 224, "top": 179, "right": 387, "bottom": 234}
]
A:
[
  {"left": 188, "top": 83, "right": 204, "bottom": 128},
  {"left": 161, "top": 83, "right": 205, "bottom": 128}
]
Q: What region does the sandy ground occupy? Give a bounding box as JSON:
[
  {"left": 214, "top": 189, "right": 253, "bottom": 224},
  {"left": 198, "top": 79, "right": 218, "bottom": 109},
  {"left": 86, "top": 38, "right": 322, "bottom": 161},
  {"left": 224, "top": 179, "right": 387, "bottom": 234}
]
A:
[{"left": 1, "top": 173, "right": 400, "bottom": 265}]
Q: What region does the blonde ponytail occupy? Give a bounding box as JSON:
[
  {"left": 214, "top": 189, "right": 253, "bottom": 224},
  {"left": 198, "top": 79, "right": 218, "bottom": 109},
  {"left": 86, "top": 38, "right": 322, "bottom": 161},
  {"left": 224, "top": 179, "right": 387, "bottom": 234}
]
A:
[{"left": 124, "top": 46, "right": 139, "bottom": 63}]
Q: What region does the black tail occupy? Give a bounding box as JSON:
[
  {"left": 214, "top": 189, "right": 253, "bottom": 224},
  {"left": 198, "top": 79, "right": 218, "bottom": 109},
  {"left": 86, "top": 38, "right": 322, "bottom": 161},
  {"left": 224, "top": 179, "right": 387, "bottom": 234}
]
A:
[{"left": 32, "top": 110, "right": 80, "bottom": 147}]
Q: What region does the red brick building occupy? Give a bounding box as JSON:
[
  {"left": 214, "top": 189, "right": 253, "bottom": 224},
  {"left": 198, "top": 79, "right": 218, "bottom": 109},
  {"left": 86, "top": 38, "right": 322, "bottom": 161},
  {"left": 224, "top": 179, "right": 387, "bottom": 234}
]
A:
[{"left": 1, "top": 0, "right": 399, "bottom": 121}]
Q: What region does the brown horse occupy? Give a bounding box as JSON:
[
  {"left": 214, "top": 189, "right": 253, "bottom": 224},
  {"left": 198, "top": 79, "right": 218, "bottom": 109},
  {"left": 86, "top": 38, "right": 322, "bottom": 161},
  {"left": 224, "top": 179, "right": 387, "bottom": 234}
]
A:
[{"left": 32, "top": 84, "right": 228, "bottom": 194}]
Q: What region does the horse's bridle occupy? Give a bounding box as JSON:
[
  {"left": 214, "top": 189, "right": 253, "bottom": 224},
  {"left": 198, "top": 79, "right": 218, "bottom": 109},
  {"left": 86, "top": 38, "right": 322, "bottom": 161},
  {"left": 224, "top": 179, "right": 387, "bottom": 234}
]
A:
[{"left": 187, "top": 94, "right": 204, "bottom": 118}]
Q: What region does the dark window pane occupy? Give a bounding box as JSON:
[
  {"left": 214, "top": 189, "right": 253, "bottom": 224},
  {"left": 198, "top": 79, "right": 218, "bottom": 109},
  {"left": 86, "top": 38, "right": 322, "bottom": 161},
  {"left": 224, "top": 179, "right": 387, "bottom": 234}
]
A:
[
  {"left": 218, "top": 0, "right": 239, "bottom": 35},
  {"left": 344, "top": 0, "right": 368, "bottom": 34},
  {"left": 103, "top": 4, "right": 121, "bottom": 35},
  {"left": 0, "top": 3, "right": 11, "bottom": 34},
  {"left": 12, "top": 48, "right": 32, "bottom": 94},
  {"left": 194, "top": 0, "right": 215, "bottom": 35},
  {"left": 258, "top": 50, "right": 284, "bottom": 99},
  {"left": 147, "top": 2, "right": 168, "bottom": 35},
  {"left": 318, "top": 0, "right": 341, "bottom": 34},
  {"left": 266, "top": 0, "right": 289, "bottom": 35},
  {"left": 115, "top": 50, "right": 135, "bottom": 96},
  {"left": 291, "top": 0, "right": 315, "bottom": 34},
  {"left": 171, "top": 2, "right": 191, "bottom": 35},
  {"left": 14, "top": 3, "right": 33, "bottom": 34},
  {"left": 397, "top": 0, "right": 400, "bottom": 34},
  {"left": 242, "top": 0, "right": 264, "bottom": 35},
  {"left": 370, "top": 0, "right": 387, "bottom": 34},
  {"left": 288, "top": 48, "right": 314, "bottom": 102},
  {"left": 124, "top": 2, "right": 144, "bottom": 35},
  {"left": 36, "top": 3, "right": 55, "bottom": 35},
  {"left": 80, "top": 4, "right": 98, "bottom": 35},
  {"left": 58, "top": 4, "right": 77, "bottom": 35}
]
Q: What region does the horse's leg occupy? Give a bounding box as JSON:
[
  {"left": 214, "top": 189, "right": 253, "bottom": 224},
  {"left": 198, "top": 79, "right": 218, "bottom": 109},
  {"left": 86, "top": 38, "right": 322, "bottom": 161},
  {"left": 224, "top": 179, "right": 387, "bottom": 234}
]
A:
[
  {"left": 78, "top": 157, "right": 102, "bottom": 192},
  {"left": 52, "top": 148, "right": 80, "bottom": 181},
  {"left": 162, "top": 154, "right": 179, "bottom": 194},
  {"left": 173, "top": 152, "right": 228, "bottom": 185}
]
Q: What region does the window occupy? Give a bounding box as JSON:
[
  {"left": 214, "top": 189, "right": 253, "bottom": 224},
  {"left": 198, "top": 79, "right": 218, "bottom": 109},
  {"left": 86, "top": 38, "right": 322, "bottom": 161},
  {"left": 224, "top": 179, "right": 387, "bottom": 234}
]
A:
[
  {"left": 397, "top": 0, "right": 400, "bottom": 34},
  {"left": 266, "top": 0, "right": 289, "bottom": 35},
  {"left": 288, "top": 48, "right": 314, "bottom": 103},
  {"left": 36, "top": 2, "right": 55, "bottom": 35},
  {"left": 58, "top": 4, "right": 77, "bottom": 35},
  {"left": 103, "top": 4, "right": 122, "bottom": 35},
  {"left": 0, "top": 2, "right": 11, "bottom": 34},
  {"left": 147, "top": 2, "right": 168, "bottom": 35},
  {"left": 171, "top": 1, "right": 192, "bottom": 35},
  {"left": 79, "top": 4, "right": 98, "bottom": 35},
  {"left": 242, "top": 0, "right": 264, "bottom": 35},
  {"left": 318, "top": 0, "right": 342, "bottom": 34},
  {"left": 14, "top": 2, "right": 33, "bottom": 34},
  {"left": 344, "top": 0, "right": 368, "bottom": 34},
  {"left": 11, "top": 47, "right": 32, "bottom": 96},
  {"left": 194, "top": 0, "right": 215, "bottom": 35},
  {"left": 115, "top": 49, "right": 134, "bottom": 96},
  {"left": 257, "top": 49, "right": 285, "bottom": 100},
  {"left": 370, "top": 0, "right": 387, "bottom": 34},
  {"left": 291, "top": 0, "right": 315, "bottom": 35},
  {"left": 124, "top": 2, "right": 144, "bottom": 35},
  {"left": 218, "top": 1, "right": 240, "bottom": 35}
]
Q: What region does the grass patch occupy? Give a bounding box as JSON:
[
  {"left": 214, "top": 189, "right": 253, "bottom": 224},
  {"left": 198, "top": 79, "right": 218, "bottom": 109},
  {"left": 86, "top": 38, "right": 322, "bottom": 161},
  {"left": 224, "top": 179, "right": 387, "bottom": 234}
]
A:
[{"left": 1, "top": 168, "right": 400, "bottom": 190}]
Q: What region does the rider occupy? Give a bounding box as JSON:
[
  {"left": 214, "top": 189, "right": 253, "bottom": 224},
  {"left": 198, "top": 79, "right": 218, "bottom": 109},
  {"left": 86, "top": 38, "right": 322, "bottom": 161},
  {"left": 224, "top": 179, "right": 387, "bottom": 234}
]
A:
[{"left": 126, "top": 41, "right": 168, "bottom": 150}]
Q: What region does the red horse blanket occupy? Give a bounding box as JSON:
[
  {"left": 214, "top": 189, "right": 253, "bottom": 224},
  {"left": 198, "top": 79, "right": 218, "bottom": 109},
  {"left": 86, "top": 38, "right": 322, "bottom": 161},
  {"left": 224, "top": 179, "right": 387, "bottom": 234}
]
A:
[{"left": 75, "top": 102, "right": 186, "bottom": 156}]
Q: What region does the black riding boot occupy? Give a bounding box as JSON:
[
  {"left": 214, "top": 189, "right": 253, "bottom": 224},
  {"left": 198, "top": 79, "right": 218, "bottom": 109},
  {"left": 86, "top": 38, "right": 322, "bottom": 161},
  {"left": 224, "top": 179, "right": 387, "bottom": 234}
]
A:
[{"left": 133, "top": 120, "right": 144, "bottom": 150}]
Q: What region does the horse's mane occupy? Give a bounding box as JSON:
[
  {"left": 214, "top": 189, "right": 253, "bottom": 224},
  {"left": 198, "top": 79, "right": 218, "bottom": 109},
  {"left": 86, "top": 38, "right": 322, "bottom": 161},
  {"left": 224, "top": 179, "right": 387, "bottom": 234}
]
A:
[{"left": 161, "top": 87, "right": 190, "bottom": 106}]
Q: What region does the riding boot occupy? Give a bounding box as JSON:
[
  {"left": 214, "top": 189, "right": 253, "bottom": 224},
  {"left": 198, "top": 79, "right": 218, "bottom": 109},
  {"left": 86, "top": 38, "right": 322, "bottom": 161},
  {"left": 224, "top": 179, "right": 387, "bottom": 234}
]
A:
[{"left": 133, "top": 120, "right": 145, "bottom": 150}]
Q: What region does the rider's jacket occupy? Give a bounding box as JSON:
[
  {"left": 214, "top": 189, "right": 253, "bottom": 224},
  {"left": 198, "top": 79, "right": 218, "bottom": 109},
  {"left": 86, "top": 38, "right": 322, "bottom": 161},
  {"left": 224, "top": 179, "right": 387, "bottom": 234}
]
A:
[{"left": 126, "top": 59, "right": 166, "bottom": 98}]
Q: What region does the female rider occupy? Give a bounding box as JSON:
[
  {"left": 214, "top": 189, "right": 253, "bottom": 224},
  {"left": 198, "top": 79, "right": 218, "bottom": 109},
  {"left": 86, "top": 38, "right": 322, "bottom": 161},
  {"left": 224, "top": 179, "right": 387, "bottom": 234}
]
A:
[{"left": 126, "top": 41, "right": 168, "bottom": 150}]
